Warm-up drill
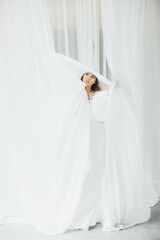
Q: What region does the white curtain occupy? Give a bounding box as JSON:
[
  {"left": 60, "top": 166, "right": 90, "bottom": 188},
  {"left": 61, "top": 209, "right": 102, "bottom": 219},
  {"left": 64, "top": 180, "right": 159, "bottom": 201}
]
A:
[
  {"left": 101, "top": 0, "right": 160, "bottom": 198},
  {"left": 0, "top": 0, "right": 159, "bottom": 235}
]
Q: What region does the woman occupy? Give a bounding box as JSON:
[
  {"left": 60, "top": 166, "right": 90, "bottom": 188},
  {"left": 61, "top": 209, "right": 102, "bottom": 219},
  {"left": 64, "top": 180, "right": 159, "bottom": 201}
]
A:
[{"left": 79, "top": 71, "right": 154, "bottom": 232}]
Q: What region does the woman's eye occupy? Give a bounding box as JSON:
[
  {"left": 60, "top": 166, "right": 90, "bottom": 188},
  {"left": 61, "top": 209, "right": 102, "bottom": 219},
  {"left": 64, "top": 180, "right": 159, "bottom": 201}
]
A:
[
  {"left": 92, "top": 76, "right": 95, "bottom": 78},
  {"left": 86, "top": 73, "right": 88, "bottom": 75}
]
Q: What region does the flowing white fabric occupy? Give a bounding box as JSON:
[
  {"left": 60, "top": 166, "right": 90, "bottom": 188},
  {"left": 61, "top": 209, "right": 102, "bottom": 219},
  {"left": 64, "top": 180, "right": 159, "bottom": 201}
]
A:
[
  {"left": 100, "top": 0, "right": 160, "bottom": 199},
  {"left": 0, "top": 0, "right": 157, "bottom": 235}
]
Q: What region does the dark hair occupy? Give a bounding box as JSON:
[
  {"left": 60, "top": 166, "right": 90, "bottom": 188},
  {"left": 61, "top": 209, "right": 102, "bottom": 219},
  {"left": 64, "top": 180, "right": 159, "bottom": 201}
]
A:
[{"left": 80, "top": 73, "right": 100, "bottom": 92}]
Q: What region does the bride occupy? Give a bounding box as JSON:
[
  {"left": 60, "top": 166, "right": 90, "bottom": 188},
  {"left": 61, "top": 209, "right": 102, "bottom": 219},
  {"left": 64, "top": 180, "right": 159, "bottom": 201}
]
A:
[
  {"left": 74, "top": 70, "right": 155, "bottom": 232},
  {"left": 67, "top": 72, "right": 119, "bottom": 232}
]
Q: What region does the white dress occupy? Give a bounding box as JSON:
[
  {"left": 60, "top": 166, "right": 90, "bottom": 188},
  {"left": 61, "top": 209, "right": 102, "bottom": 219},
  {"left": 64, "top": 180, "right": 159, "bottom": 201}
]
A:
[{"left": 68, "top": 91, "right": 106, "bottom": 231}]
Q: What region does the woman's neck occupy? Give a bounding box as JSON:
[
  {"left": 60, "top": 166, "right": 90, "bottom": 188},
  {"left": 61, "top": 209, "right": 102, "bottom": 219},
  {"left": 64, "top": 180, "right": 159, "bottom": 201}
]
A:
[{"left": 85, "top": 86, "right": 91, "bottom": 95}]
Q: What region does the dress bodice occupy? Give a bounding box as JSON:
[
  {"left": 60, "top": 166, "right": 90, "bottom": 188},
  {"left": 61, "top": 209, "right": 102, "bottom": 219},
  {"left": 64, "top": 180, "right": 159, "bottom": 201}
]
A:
[
  {"left": 87, "top": 92, "right": 96, "bottom": 101},
  {"left": 87, "top": 91, "right": 99, "bottom": 101}
]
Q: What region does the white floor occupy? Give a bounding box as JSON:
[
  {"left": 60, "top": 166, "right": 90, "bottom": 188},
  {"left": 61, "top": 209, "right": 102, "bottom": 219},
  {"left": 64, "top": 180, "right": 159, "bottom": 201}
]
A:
[{"left": 0, "top": 202, "right": 160, "bottom": 240}]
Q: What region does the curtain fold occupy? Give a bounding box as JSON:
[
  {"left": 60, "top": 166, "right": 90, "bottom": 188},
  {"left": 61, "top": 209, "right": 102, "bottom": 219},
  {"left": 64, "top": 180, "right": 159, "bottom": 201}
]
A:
[{"left": 100, "top": 0, "right": 160, "bottom": 198}]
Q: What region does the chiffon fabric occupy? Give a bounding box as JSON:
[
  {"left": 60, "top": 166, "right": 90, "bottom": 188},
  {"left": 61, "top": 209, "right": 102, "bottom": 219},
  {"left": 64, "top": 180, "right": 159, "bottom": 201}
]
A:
[{"left": 0, "top": 0, "right": 158, "bottom": 235}]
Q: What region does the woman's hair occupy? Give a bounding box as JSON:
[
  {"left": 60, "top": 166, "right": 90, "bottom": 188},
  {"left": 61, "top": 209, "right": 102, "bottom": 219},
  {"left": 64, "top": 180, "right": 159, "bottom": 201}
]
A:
[{"left": 80, "top": 73, "right": 101, "bottom": 91}]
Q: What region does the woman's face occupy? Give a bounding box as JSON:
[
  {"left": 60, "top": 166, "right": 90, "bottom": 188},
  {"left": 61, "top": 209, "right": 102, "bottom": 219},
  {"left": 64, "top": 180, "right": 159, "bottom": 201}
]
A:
[{"left": 82, "top": 72, "right": 96, "bottom": 88}]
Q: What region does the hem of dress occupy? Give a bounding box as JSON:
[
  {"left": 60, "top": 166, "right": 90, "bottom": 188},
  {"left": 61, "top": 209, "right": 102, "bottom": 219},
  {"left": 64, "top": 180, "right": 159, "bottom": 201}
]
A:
[{"left": 0, "top": 200, "right": 159, "bottom": 236}]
